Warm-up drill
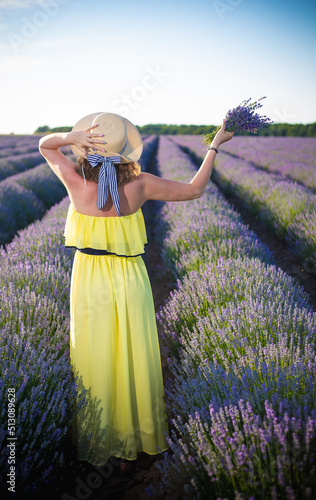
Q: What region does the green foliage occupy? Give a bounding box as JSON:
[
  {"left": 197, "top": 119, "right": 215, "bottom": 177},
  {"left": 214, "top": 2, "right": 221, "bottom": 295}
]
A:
[
  {"left": 137, "top": 122, "right": 316, "bottom": 137},
  {"left": 256, "top": 122, "right": 316, "bottom": 137},
  {"left": 33, "top": 122, "right": 316, "bottom": 137},
  {"left": 35, "top": 125, "right": 50, "bottom": 133},
  {"left": 137, "top": 123, "right": 217, "bottom": 135},
  {"left": 34, "top": 125, "right": 72, "bottom": 134}
]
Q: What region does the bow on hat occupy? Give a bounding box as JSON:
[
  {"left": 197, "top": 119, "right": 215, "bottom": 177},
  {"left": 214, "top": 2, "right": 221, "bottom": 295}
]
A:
[{"left": 86, "top": 153, "right": 122, "bottom": 216}]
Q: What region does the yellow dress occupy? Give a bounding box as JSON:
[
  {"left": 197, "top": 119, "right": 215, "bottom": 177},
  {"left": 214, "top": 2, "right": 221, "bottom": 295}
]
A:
[{"left": 63, "top": 203, "right": 170, "bottom": 465}]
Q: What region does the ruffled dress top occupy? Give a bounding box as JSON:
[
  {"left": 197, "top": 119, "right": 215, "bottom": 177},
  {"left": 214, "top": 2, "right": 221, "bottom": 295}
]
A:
[{"left": 63, "top": 203, "right": 148, "bottom": 256}]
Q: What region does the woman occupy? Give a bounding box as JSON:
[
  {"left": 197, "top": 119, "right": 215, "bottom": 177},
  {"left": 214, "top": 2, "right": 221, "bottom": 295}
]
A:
[{"left": 39, "top": 112, "right": 234, "bottom": 473}]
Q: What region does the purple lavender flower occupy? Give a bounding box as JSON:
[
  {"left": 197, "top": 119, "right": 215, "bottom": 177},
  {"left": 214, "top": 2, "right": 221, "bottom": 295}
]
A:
[{"left": 203, "top": 96, "right": 274, "bottom": 146}]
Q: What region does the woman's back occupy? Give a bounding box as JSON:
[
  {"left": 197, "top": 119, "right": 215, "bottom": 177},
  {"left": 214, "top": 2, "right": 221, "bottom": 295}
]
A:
[{"left": 65, "top": 172, "right": 145, "bottom": 218}]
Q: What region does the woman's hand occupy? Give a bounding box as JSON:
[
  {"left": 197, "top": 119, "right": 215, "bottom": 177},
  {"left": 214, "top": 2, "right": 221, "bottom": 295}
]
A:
[
  {"left": 70, "top": 124, "right": 107, "bottom": 155},
  {"left": 211, "top": 118, "right": 235, "bottom": 149}
]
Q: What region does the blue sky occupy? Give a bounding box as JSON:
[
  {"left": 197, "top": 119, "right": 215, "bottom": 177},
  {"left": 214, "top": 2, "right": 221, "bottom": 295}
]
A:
[{"left": 0, "top": 0, "right": 315, "bottom": 134}]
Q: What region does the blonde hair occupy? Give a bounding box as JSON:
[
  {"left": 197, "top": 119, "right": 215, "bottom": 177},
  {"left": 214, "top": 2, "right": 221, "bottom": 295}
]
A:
[{"left": 75, "top": 157, "right": 141, "bottom": 186}]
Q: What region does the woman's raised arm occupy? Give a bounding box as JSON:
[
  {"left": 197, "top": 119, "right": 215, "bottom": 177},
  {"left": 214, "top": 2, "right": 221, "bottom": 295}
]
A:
[
  {"left": 140, "top": 118, "right": 234, "bottom": 203},
  {"left": 38, "top": 125, "right": 105, "bottom": 156},
  {"left": 38, "top": 125, "right": 106, "bottom": 185}
]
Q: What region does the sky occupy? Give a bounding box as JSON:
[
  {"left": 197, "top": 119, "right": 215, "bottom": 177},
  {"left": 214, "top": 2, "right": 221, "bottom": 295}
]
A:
[{"left": 0, "top": 0, "right": 315, "bottom": 134}]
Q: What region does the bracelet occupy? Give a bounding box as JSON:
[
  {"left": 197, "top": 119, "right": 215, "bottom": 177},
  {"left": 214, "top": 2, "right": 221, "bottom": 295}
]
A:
[{"left": 208, "top": 146, "right": 219, "bottom": 154}]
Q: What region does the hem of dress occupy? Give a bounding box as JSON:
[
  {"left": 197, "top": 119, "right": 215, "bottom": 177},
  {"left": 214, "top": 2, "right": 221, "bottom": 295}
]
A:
[
  {"left": 63, "top": 241, "right": 148, "bottom": 258},
  {"left": 77, "top": 445, "right": 170, "bottom": 466}
]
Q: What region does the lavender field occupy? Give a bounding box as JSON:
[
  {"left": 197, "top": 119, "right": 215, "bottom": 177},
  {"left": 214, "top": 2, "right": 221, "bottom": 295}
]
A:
[
  {"left": 149, "top": 137, "right": 316, "bottom": 500},
  {"left": 171, "top": 135, "right": 316, "bottom": 273},
  {"left": 220, "top": 136, "right": 316, "bottom": 192},
  {"left": 0, "top": 134, "right": 315, "bottom": 499}
]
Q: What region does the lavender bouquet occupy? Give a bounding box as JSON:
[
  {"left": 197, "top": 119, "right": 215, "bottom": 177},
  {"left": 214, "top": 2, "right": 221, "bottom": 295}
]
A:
[{"left": 202, "top": 96, "right": 273, "bottom": 147}]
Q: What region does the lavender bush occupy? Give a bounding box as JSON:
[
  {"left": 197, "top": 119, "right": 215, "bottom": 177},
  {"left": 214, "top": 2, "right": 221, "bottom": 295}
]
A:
[
  {"left": 0, "top": 198, "right": 75, "bottom": 270},
  {"left": 0, "top": 136, "right": 70, "bottom": 159},
  {"left": 157, "top": 259, "right": 316, "bottom": 413},
  {"left": 0, "top": 181, "right": 46, "bottom": 245},
  {"left": 0, "top": 134, "right": 41, "bottom": 148},
  {"left": 157, "top": 256, "right": 313, "bottom": 358},
  {"left": 202, "top": 97, "right": 273, "bottom": 146},
  {"left": 214, "top": 157, "right": 316, "bottom": 273},
  {"left": 11, "top": 163, "right": 68, "bottom": 208},
  {"left": 154, "top": 400, "right": 316, "bottom": 500},
  {"left": 0, "top": 314, "right": 87, "bottom": 494},
  {"left": 0, "top": 151, "right": 45, "bottom": 180}
]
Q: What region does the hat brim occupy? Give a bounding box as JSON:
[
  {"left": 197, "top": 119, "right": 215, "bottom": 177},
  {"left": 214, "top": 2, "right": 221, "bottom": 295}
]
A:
[{"left": 70, "top": 112, "right": 143, "bottom": 164}]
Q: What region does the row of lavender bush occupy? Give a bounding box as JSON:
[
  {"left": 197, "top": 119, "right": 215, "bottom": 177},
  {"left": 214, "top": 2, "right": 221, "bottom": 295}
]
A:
[
  {"left": 0, "top": 135, "right": 50, "bottom": 159},
  {"left": 0, "top": 134, "right": 41, "bottom": 154},
  {"left": 170, "top": 135, "right": 316, "bottom": 273},
  {"left": 0, "top": 134, "right": 158, "bottom": 495},
  {"left": 170, "top": 135, "right": 316, "bottom": 192},
  {"left": 0, "top": 161, "right": 69, "bottom": 247},
  {"left": 219, "top": 135, "right": 316, "bottom": 192},
  {"left": 148, "top": 137, "right": 316, "bottom": 500},
  {"left": 0, "top": 145, "right": 71, "bottom": 181},
  {"left": 0, "top": 152, "right": 46, "bottom": 180},
  {"left": 0, "top": 144, "right": 40, "bottom": 159}
]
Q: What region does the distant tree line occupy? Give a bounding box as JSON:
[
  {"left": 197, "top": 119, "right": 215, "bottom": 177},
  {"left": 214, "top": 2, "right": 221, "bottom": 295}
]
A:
[
  {"left": 35, "top": 125, "right": 72, "bottom": 133},
  {"left": 136, "top": 122, "right": 316, "bottom": 137},
  {"left": 34, "top": 122, "right": 316, "bottom": 137}
]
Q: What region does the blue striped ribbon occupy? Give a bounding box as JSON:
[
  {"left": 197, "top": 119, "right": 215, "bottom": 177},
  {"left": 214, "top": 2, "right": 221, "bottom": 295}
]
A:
[{"left": 86, "top": 154, "right": 122, "bottom": 216}]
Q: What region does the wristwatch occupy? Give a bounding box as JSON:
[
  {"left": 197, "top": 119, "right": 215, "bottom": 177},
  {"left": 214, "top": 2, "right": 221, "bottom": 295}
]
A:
[{"left": 208, "top": 146, "right": 219, "bottom": 154}]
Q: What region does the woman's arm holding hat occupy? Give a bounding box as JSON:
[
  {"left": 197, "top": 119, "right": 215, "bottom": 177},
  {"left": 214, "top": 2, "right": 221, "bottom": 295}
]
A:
[
  {"left": 140, "top": 119, "right": 234, "bottom": 203},
  {"left": 38, "top": 126, "right": 105, "bottom": 185}
]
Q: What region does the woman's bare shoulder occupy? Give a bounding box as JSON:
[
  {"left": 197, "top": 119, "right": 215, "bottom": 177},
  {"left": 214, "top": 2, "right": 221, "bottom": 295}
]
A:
[{"left": 137, "top": 171, "right": 157, "bottom": 182}]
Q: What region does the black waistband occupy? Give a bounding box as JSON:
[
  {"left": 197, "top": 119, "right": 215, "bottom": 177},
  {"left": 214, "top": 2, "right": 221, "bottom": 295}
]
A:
[
  {"left": 77, "top": 248, "right": 117, "bottom": 255},
  {"left": 75, "top": 247, "right": 145, "bottom": 257}
]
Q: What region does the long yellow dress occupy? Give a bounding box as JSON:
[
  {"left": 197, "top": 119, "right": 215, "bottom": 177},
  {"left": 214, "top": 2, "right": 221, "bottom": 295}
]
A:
[{"left": 63, "top": 203, "right": 170, "bottom": 466}]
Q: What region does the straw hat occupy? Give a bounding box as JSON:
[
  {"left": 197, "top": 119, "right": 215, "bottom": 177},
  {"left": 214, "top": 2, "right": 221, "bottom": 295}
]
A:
[{"left": 70, "top": 112, "right": 143, "bottom": 164}]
